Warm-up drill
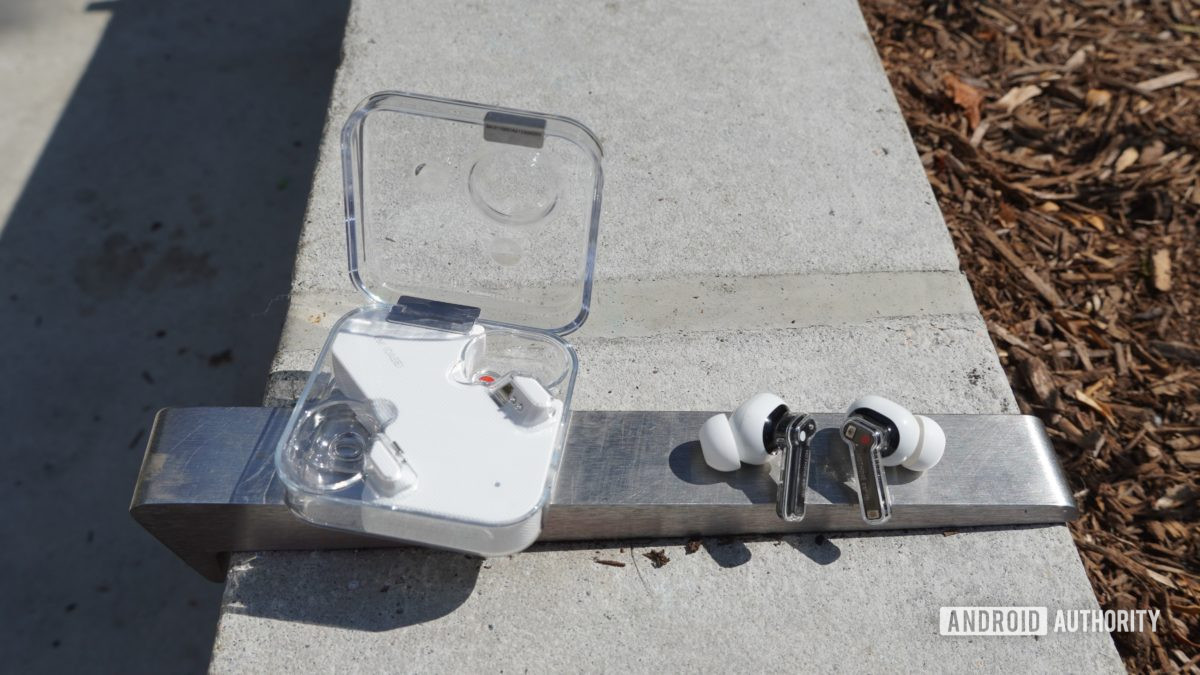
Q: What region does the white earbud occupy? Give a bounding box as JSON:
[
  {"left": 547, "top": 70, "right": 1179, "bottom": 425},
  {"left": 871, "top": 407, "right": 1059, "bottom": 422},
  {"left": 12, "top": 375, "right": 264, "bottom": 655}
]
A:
[
  {"left": 699, "top": 393, "right": 815, "bottom": 522},
  {"left": 841, "top": 395, "right": 945, "bottom": 524},
  {"left": 699, "top": 393, "right": 787, "bottom": 471},
  {"left": 908, "top": 414, "right": 947, "bottom": 472},
  {"left": 844, "top": 395, "right": 945, "bottom": 471}
]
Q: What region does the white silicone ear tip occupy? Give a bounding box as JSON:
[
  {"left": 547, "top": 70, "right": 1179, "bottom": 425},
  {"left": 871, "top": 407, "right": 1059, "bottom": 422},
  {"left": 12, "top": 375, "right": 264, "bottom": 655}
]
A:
[
  {"left": 699, "top": 414, "right": 741, "bottom": 472},
  {"left": 847, "top": 394, "right": 919, "bottom": 467},
  {"left": 729, "top": 393, "right": 786, "bottom": 465},
  {"left": 904, "top": 415, "right": 945, "bottom": 472}
]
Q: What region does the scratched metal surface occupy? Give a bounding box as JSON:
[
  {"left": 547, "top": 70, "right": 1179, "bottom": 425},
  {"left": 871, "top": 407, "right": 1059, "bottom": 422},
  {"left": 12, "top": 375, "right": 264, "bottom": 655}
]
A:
[
  {"left": 546, "top": 411, "right": 1074, "bottom": 538},
  {"left": 131, "top": 406, "right": 1074, "bottom": 580}
]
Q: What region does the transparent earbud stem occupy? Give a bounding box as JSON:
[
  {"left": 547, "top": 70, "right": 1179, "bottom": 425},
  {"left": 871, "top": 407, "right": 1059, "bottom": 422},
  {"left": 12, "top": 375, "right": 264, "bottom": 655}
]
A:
[
  {"left": 771, "top": 412, "right": 816, "bottom": 522},
  {"left": 842, "top": 415, "right": 893, "bottom": 525}
]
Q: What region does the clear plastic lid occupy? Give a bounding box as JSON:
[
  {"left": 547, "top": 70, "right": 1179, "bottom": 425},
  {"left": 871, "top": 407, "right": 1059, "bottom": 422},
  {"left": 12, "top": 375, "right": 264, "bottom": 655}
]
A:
[{"left": 341, "top": 92, "right": 604, "bottom": 335}]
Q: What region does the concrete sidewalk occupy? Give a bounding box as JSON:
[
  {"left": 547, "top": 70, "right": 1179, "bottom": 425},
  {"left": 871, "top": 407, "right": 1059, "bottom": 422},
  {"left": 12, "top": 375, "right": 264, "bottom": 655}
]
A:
[{"left": 211, "top": 0, "right": 1122, "bottom": 671}]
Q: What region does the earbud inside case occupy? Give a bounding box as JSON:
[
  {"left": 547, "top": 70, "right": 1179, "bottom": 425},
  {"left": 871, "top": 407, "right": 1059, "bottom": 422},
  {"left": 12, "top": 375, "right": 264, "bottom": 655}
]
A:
[{"left": 273, "top": 92, "right": 603, "bottom": 556}]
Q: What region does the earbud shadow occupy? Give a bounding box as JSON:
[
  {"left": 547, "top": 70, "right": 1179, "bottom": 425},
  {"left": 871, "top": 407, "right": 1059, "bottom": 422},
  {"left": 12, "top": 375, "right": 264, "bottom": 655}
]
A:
[
  {"left": 806, "top": 428, "right": 859, "bottom": 505},
  {"left": 807, "top": 427, "right": 924, "bottom": 498},
  {"left": 668, "top": 441, "right": 777, "bottom": 502},
  {"left": 701, "top": 538, "right": 753, "bottom": 568},
  {"left": 889, "top": 467, "right": 924, "bottom": 485},
  {"left": 782, "top": 534, "right": 842, "bottom": 565},
  {"left": 667, "top": 440, "right": 740, "bottom": 486}
]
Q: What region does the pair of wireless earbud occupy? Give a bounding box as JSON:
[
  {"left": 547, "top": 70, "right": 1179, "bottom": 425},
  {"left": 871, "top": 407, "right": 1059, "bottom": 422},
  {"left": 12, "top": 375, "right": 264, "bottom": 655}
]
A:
[{"left": 699, "top": 394, "right": 945, "bottom": 525}]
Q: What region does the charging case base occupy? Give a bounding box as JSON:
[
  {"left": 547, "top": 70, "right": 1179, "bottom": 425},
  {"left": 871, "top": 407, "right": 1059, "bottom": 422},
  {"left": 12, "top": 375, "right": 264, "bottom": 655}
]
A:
[{"left": 276, "top": 306, "right": 577, "bottom": 556}]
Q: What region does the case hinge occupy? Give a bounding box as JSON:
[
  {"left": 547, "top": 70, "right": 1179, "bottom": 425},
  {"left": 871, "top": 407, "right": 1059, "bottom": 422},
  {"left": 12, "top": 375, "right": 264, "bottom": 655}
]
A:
[
  {"left": 483, "top": 111, "right": 546, "bottom": 149},
  {"left": 386, "top": 296, "right": 481, "bottom": 333}
]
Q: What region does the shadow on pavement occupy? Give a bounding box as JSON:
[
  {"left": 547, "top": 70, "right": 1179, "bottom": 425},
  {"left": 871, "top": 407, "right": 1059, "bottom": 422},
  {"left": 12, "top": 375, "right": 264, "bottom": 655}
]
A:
[
  {"left": 221, "top": 549, "right": 483, "bottom": 632},
  {"left": 0, "top": 0, "right": 349, "bottom": 671}
]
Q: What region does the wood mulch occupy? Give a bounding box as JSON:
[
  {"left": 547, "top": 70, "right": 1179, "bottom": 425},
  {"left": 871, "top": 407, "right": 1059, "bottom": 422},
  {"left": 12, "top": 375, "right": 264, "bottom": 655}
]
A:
[{"left": 860, "top": 1, "right": 1198, "bottom": 671}]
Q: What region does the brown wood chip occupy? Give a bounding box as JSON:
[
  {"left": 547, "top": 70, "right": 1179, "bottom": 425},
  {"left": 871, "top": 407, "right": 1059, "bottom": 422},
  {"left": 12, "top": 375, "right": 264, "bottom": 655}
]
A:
[
  {"left": 978, "top": 227, "right": 1065, "bottom": 307},
  {"left": 1151, "top": 249, "right": 1172, "bottom": 292},
  {"left": 1150, "top": 341, "right": 1200, "bottom": 366},
  {"left": 1175, "top": 451, "right": 1200, "bottom": 468},
  {"left": 945, "top": 73, "right": 984, "bottom": 129},
  {"left": 1019, "top": 355, "right": 1058, "bottom": 403},
  {"left": 1135, "top": 69, "right": 1198, "bottom": 94}
]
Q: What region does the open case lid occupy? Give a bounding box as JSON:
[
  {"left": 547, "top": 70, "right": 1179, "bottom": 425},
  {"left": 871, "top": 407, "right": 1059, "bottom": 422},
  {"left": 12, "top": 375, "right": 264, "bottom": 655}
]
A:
[{"left": 341, "top": 92, "right": 604, "bottom": 335}]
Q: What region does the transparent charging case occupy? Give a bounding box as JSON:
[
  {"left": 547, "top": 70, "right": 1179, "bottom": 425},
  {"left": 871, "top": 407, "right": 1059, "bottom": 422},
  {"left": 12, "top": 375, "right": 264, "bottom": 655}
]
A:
[{"left": 274, "top": 92, "right": 603, "bottom": 556}]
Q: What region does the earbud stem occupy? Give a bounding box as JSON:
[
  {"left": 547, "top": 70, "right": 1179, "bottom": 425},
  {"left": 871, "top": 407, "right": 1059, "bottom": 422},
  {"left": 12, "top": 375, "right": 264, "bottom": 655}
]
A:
[
  {"left": 773, "top": 412, "right": 815, "bottom": 522},
  {"left": 842, "top": 415, "right": 893, "bottom": 524}
]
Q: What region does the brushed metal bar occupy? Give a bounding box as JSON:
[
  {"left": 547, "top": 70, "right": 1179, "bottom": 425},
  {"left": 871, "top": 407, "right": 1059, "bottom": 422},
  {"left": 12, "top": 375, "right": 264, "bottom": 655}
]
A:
[{"left": 130, "top": 407, "right": 1076, "bottom": 581}]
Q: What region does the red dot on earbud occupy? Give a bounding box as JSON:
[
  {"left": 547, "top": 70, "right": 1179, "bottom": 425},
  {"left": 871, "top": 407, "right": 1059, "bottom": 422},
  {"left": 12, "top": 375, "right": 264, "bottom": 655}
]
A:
[
  {"left": 479, "top": 375, "right": 495, "bottom": 384},
  {"left": 859, "top": 433, "right": 871, "bottom": 445}
]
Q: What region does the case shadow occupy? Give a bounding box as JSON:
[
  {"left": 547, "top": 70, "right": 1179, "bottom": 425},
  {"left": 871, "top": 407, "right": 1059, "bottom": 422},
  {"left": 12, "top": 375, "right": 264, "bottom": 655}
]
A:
[{"left": 221, "top": 548, "right": 483, "bottom": 632}]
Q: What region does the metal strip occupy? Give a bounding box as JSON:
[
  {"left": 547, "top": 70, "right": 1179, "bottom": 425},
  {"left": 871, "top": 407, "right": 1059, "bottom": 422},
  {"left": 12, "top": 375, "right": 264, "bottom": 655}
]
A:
[{"left": 130, "top": 407, "right": 1075, "bottom": 581}]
